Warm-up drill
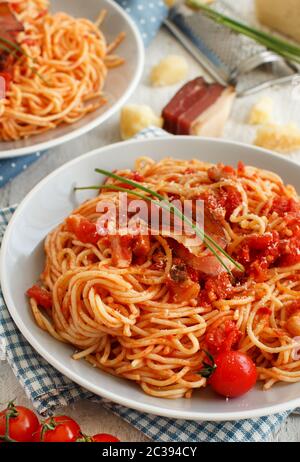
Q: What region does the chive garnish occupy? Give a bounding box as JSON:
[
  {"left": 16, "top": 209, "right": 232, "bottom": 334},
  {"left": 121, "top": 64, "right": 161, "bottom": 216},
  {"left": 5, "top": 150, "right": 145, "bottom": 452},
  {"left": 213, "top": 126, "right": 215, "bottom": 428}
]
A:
[
  {"left": 186, "top": 1, "right": 300, "bottom": 65},
  {"left": 75, "top": 168, "right": 244, "bottom": 276}
]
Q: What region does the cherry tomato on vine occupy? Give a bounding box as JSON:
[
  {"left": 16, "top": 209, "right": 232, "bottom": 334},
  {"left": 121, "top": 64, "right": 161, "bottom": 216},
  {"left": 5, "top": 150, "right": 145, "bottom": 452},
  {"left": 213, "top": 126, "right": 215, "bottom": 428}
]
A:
[
  {"left": 77, "top": 432, "right": 120, "bottom": 443},
  {"left": 200, "top": 350, "right": 257, "bottom": 398},
  {"left": 0, "top": 403, "right": 39, "bottom": 442},
  {"left": 91, "top": 433, "right": 120, "bottom": 442},
  {"left": 33, "top": 415, "right": 81, "bottom": 442}
]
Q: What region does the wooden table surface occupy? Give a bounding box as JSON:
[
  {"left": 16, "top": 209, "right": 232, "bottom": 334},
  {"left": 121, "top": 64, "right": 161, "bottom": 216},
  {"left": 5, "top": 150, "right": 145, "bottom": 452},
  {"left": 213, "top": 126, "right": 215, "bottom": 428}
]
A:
[{"left": 1, "top": 15, "right": 300, "bottom": 442}]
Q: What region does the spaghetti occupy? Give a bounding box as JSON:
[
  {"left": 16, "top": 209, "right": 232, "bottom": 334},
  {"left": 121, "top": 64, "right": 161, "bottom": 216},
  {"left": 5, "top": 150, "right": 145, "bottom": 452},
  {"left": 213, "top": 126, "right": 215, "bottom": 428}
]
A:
[
  {"left": 0, "top": 0, "right": 125, "bottom": 141},
  {"left": 27, "top": 157, "right": 300, "bottom": 398}
]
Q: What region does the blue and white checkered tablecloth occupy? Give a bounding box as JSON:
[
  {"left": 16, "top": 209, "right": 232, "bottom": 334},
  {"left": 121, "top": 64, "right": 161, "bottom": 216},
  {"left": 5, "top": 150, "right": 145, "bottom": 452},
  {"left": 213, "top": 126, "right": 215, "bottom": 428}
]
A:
[{"left": 0, "top": 127, "right": 298, "bottom": 442}]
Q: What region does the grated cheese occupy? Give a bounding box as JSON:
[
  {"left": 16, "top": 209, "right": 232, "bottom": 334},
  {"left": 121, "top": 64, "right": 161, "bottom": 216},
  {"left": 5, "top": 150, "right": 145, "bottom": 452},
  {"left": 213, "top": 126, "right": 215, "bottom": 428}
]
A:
[
  {"left": 248, "top": 97, "right": 273, "bottom": 125},
  {"left": 150, "top": 55, "right": 189, "bottom": 87}
]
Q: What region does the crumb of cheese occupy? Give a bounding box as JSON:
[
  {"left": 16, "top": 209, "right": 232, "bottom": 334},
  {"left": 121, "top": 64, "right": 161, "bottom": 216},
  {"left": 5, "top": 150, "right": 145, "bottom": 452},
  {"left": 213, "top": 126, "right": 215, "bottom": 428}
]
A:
[
  {"left": 150, "top": 55, "right": 189, "bottom": 87},
  {"left": 254, "top": 123, "right": 300, "bottom": 153},
  {"left": 120, "top": 105, "right": 163, "bottom": 140},
  {"left": 248, "top": 96, "right": 273, "bottom": 125}
]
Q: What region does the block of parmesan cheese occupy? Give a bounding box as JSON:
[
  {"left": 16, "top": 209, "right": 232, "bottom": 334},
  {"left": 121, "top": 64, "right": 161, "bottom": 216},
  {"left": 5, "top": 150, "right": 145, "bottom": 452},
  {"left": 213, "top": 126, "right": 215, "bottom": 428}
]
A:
[
  {"left": 254, "top": 123, "right": 300, "bottom": 153},
  {"left": 248, "top": 97, "right": 274, "bottom": 125},
  {"left": 150, "top": 55, "right": 189, "bottom": 87},
  {"left": 120, "top": 105, "right": 163, "bottom": 140},
  {"left": 255, "top": 0, "right": 300, "bottom": 43}
]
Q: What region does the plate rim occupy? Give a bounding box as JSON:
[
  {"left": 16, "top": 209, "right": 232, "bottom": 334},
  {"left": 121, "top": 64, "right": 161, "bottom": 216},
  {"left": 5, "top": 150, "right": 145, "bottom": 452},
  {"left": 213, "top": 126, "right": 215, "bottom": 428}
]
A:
[
  {"left": 1, "top": 136, "right": 300, "bottom": 421},
  {"left": 0, "top": 0, "right": 145, "bottom": 159}
]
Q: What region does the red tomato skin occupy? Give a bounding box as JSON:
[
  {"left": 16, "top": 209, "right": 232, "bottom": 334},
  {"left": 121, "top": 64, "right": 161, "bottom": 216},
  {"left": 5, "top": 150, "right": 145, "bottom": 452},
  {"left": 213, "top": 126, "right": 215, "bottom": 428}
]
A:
[
  {"left": 10, "top": 3, "right": 22, "bottom": 13},
  {"left": 66, "top": 215, "right": 99, "bottom": 245},
  {"left": 237, "top": 161, "right": 246, "bottom": 176},
  {"left": 0, "top": 406, "right": 39, "bottom": 442},
  {"left": 209, "top": 351, "right": 257, "bottom": 398},
  {"left": 33, "top": 416, "right": 81, "bottom": 442},
  {"left": 270, "top": 197, "right": 300, "bottom": 217},
  {"left": 92, "top": 433, "right": 120, "bottom": 442},
  {"left": 205, "top": 320, "right": 241, "bottom": 356},
  {"left": 26, "top": 285, "right": 52, "bottom": 309}
]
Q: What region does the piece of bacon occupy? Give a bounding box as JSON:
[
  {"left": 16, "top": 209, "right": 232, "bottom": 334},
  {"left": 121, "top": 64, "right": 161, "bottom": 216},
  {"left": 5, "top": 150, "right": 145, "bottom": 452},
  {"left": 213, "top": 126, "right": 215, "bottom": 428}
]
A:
[
  {"left": 109, "top": 234, "right": 133, "bottom": 268},
  {"left": 109, "top": 234, "right": 151, "bottom": 268},
  {"left": 176, "top": 83, "right": 224, "bottom": 135},
  {"left": 164, "top": 199, "right": 231, "bottom": 276},
  {"left": 167, "top": 260, "right": 200, "bottom": 303},
  {"left": 162, "top": 77, "right": 207, "bottom": 133},
  {"left": 172, "top": 241, "right": 234, "bottom": 276},
  {"left": 189, "top": 86, "right": 235, "bottom": 137},
  {"left": 162, "top": 78, "right": 235, "bottom": 137}
]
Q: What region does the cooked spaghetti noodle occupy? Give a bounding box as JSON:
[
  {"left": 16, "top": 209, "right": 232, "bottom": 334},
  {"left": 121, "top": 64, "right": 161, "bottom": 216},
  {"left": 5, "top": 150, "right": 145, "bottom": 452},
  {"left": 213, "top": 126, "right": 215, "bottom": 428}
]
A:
[
  {"left": 0, "top": 0, "right": 125, "bottom": 140},
  {"left": 27, "top": 157, "right": 300, "bottom": 398}
]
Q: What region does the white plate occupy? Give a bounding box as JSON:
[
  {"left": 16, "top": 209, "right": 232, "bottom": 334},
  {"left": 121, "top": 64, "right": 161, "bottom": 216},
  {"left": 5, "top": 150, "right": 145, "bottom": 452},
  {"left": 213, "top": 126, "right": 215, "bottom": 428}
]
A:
[
  {"left": 0, "top": 0, "right": 144, "bottom": 159},
  {"left": 2, "top": 137, "right": 300, "bottom": 421}
]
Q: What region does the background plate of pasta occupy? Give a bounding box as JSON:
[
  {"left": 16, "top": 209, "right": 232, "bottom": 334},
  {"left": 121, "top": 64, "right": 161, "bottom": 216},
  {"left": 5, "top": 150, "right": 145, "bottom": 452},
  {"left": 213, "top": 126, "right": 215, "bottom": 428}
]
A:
[
  {"left": 0, "top": 0, "right": 144, "bottom": 158},
  {"left": 2, "top": 136, "right": 300, "bottom": 421}
]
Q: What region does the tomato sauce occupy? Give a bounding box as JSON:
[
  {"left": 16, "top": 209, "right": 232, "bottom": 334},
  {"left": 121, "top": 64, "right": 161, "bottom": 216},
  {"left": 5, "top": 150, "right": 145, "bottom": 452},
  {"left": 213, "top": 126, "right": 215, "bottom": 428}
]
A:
[
  {"left": 205, "top": 320, "right": 241, "bottom": 355},
  {"left": 116, "top": 171, "right": 144, "bottom": 189},
  {"left": 270, "top": 197, "right": 300, "bottom": 217},
  {"left": 257, "top": 307, "right": 272, "bottom": 316},
  {"left": 286, "top": 301, "right": 300, "bottom": 317},
  {"left": 26, "top": 285, "right": 52, "bottom": 309},
  {"left": 235, "top": 231, "right": 280, "bottom": 281},
  {"left": 202, "top": 186, "right": 242, "bottom": 221},
  {"left": 66, "top": 215, "right": 99, "bottom": 245}
]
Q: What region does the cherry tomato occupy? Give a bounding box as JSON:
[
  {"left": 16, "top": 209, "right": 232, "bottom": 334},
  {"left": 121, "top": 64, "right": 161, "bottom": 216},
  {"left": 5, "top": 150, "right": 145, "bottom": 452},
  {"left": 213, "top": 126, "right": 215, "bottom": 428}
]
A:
[
  {"left": 91, "top": 433, "right": 120, "bottom": 442},
  {"left": 209, "top": 351, "right": 257, "bottom": 398},
  {"left": 33, "top": 416, "right": 81, "bottom": 442},
  {"left": 0, "top": 403, "right": 39, "bottom": 442}
]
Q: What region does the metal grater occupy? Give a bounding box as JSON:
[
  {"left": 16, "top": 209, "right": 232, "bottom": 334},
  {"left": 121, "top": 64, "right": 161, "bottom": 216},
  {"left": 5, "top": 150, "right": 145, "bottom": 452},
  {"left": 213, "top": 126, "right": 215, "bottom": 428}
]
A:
[{"left": 164, "top": 1, "right": 300, "bottom": 96}]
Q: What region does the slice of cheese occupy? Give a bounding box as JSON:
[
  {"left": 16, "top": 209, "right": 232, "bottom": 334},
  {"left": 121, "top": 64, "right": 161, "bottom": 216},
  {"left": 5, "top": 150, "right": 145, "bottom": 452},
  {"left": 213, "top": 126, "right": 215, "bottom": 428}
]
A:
[
  {"left": 150, "top": 55, "right": 189, "bottom": 87},
  {"left": 120, "top": 105, "right": 163, "bottom": 140},
  {"left": 248, "top": 97, "right": 273, "bottom": 125},
  {"left": 255, "top": 0, "right": 300, "bottom": 43},
  {"left": 254, "top": 123, "right": 300, "bottom": 153}
]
